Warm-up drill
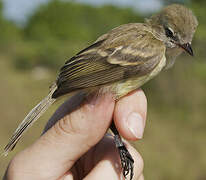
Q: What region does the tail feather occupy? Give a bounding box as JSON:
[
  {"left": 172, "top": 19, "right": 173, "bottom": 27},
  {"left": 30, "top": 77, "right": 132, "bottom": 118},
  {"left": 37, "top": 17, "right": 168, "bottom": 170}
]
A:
[{"left": 3, "top": 85, "right": 57, "bottom": 156}]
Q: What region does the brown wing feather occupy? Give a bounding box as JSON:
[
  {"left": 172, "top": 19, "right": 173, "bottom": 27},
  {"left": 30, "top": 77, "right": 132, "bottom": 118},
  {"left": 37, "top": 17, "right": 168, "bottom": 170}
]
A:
[{"left": 52, "top": 23, "right": 165, "bottom": 98}]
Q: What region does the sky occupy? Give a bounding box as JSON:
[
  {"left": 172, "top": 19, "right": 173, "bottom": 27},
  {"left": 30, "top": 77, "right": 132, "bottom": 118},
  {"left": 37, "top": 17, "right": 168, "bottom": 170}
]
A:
[{"left": 2, "top": 0, "right": 162, "bottom": 24}]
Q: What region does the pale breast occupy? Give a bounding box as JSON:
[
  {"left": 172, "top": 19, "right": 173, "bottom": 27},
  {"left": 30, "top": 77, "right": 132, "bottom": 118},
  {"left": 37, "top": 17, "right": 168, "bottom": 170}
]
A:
[{"left": 105, "top": 55, "right": 166, "bottom": 99}]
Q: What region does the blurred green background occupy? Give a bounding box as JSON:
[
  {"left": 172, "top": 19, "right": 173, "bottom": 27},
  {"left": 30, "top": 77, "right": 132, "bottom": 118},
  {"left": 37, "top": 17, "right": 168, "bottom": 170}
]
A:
[{"left": 0, "top": 0, "right": 206, "bottom": 179}]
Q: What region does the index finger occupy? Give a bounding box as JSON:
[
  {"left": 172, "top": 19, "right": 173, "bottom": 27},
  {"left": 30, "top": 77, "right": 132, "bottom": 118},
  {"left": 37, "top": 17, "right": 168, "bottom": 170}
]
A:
[{"left": 7, "top": 94, "right": 115, "bottom": 180}]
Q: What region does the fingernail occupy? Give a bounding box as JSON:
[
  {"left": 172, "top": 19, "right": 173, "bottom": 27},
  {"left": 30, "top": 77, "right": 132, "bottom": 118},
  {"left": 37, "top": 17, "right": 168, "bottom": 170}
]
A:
[{"left": 127, "top": 112, "right": 144, "bottom": 139}]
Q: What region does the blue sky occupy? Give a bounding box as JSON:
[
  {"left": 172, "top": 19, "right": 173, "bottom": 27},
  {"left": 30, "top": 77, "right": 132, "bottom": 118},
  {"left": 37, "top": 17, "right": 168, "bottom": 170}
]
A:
[{"left": 2, "top": 0, "right": 162, "bottom": 24}]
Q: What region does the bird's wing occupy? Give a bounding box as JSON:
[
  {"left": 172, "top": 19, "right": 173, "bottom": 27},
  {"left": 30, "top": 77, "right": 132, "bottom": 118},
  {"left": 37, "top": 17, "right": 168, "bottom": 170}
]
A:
[{"left": 52, "top": 23, "right": 166, "bottom": 98}]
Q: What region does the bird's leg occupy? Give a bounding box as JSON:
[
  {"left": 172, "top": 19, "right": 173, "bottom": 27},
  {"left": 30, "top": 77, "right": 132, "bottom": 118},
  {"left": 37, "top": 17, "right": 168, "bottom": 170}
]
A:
[{"left": 110, "top": 121, "right": 134, "bottom": 180}]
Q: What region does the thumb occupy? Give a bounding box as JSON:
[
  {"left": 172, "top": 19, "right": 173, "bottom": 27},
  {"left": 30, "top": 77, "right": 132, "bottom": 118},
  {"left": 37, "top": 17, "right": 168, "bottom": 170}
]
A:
[{"left": 8, "top": 93, "right": 115, "bottom": 179}]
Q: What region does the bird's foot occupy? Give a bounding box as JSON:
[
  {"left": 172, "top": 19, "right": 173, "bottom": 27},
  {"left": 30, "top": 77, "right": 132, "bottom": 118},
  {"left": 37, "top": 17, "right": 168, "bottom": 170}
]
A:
[{"left": 118, "top": 145, "right": 134, "bottom": 180}]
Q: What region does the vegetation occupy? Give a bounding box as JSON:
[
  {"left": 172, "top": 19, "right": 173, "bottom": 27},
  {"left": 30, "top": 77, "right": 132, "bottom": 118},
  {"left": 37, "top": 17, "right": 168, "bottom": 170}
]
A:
[
  {"left": 1, "top": 0, "right": 206, "bottom": 179},
  {"left": 5, "top": 0, "right": 142, "bottom": 69}
]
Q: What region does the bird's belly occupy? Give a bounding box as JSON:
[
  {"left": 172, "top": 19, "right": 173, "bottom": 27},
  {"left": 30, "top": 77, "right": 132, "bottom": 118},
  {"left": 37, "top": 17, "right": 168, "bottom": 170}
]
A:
[{"left": 105, "top": 56, "right": 166, "bottom": 99}]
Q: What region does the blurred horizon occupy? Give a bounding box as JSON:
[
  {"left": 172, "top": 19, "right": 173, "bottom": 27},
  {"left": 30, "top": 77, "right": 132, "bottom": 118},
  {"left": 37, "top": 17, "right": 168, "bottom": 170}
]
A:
[
  {"left": 2, "top": 0, "right": 163, "bottom": 25},
  {"left": 0, "top": 0, "right": 206, "bottom": 179}
]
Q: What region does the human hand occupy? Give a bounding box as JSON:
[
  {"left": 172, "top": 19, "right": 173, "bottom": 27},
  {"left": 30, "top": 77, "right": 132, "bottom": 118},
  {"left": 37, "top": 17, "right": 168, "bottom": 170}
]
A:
[{"left": 5, "top": 89, "right": 147, "bottom": 180}]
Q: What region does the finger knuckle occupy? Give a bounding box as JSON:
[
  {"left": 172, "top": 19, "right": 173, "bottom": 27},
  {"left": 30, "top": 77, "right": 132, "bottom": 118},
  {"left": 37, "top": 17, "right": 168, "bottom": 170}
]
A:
[{"left": 53, "top": 114, "right": 77, "bottom": 136}]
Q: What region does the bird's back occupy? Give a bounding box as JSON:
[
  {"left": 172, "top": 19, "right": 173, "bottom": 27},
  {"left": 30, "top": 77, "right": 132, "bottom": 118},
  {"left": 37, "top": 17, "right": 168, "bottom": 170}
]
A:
[{"left": 53, "top": 23, "right": 166, "bottom": 98}]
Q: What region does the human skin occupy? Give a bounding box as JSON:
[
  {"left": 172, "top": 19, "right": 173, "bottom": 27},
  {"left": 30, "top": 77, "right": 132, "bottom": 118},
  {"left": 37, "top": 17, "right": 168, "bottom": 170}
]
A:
[{"left": 4, "top": 89, "right": 147, "bottom": 180}]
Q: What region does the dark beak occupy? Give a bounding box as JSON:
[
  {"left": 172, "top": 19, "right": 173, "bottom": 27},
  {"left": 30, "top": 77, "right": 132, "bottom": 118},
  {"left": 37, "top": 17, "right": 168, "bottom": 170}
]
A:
[{"left": 178, "top": 43, "right": 194, "bottom": 56}]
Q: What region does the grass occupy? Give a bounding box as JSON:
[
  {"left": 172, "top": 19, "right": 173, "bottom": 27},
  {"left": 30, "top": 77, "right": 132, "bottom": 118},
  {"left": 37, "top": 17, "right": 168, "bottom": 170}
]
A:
[
  {"left": 0, "top": 55, "right": 206, "bottom": 179},
  {"left": 0, "top": 58, "right": 60, "bottom": 177}
]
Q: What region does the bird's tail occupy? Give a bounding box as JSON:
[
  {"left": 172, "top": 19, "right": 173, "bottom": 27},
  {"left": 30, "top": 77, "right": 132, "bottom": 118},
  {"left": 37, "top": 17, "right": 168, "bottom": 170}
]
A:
[{"left": 3, "top": 84, "right": 57, "bottom": 156}]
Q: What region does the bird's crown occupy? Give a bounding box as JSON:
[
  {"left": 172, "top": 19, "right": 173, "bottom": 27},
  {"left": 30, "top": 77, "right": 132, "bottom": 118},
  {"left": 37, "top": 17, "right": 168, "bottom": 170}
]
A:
[{"left": 146, "top": 4, "right": 198, "bottom": 45}]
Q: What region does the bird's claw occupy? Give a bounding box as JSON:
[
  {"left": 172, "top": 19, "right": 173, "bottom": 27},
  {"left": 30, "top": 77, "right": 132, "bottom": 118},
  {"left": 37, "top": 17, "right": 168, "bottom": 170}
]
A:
[{"left": 118, "top": 145, "right": 134, "bottom": 180}]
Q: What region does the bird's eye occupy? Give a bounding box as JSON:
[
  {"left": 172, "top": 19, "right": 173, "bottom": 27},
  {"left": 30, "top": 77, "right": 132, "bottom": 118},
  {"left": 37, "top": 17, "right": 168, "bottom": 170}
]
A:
[{"left": 165, "top": 27, "right": 174, "bottom": 38}]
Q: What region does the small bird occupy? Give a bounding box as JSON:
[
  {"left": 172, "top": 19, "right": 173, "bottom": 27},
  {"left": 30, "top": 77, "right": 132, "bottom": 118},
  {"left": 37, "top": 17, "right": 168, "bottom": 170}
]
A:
[{"left": 4, "top": 4, "right": 198, "bottom": 180}]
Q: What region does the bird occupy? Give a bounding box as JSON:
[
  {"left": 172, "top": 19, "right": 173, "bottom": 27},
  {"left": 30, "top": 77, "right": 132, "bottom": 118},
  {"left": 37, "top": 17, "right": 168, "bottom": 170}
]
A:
[{"left": 4, "top": 4, "right": 198, "bottom": 180}]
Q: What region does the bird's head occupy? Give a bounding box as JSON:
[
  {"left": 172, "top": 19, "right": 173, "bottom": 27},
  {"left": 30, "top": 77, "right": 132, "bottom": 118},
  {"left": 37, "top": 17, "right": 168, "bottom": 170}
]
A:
[{"left": 146, "top": 4, "right": 198, "bottom": 56}]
